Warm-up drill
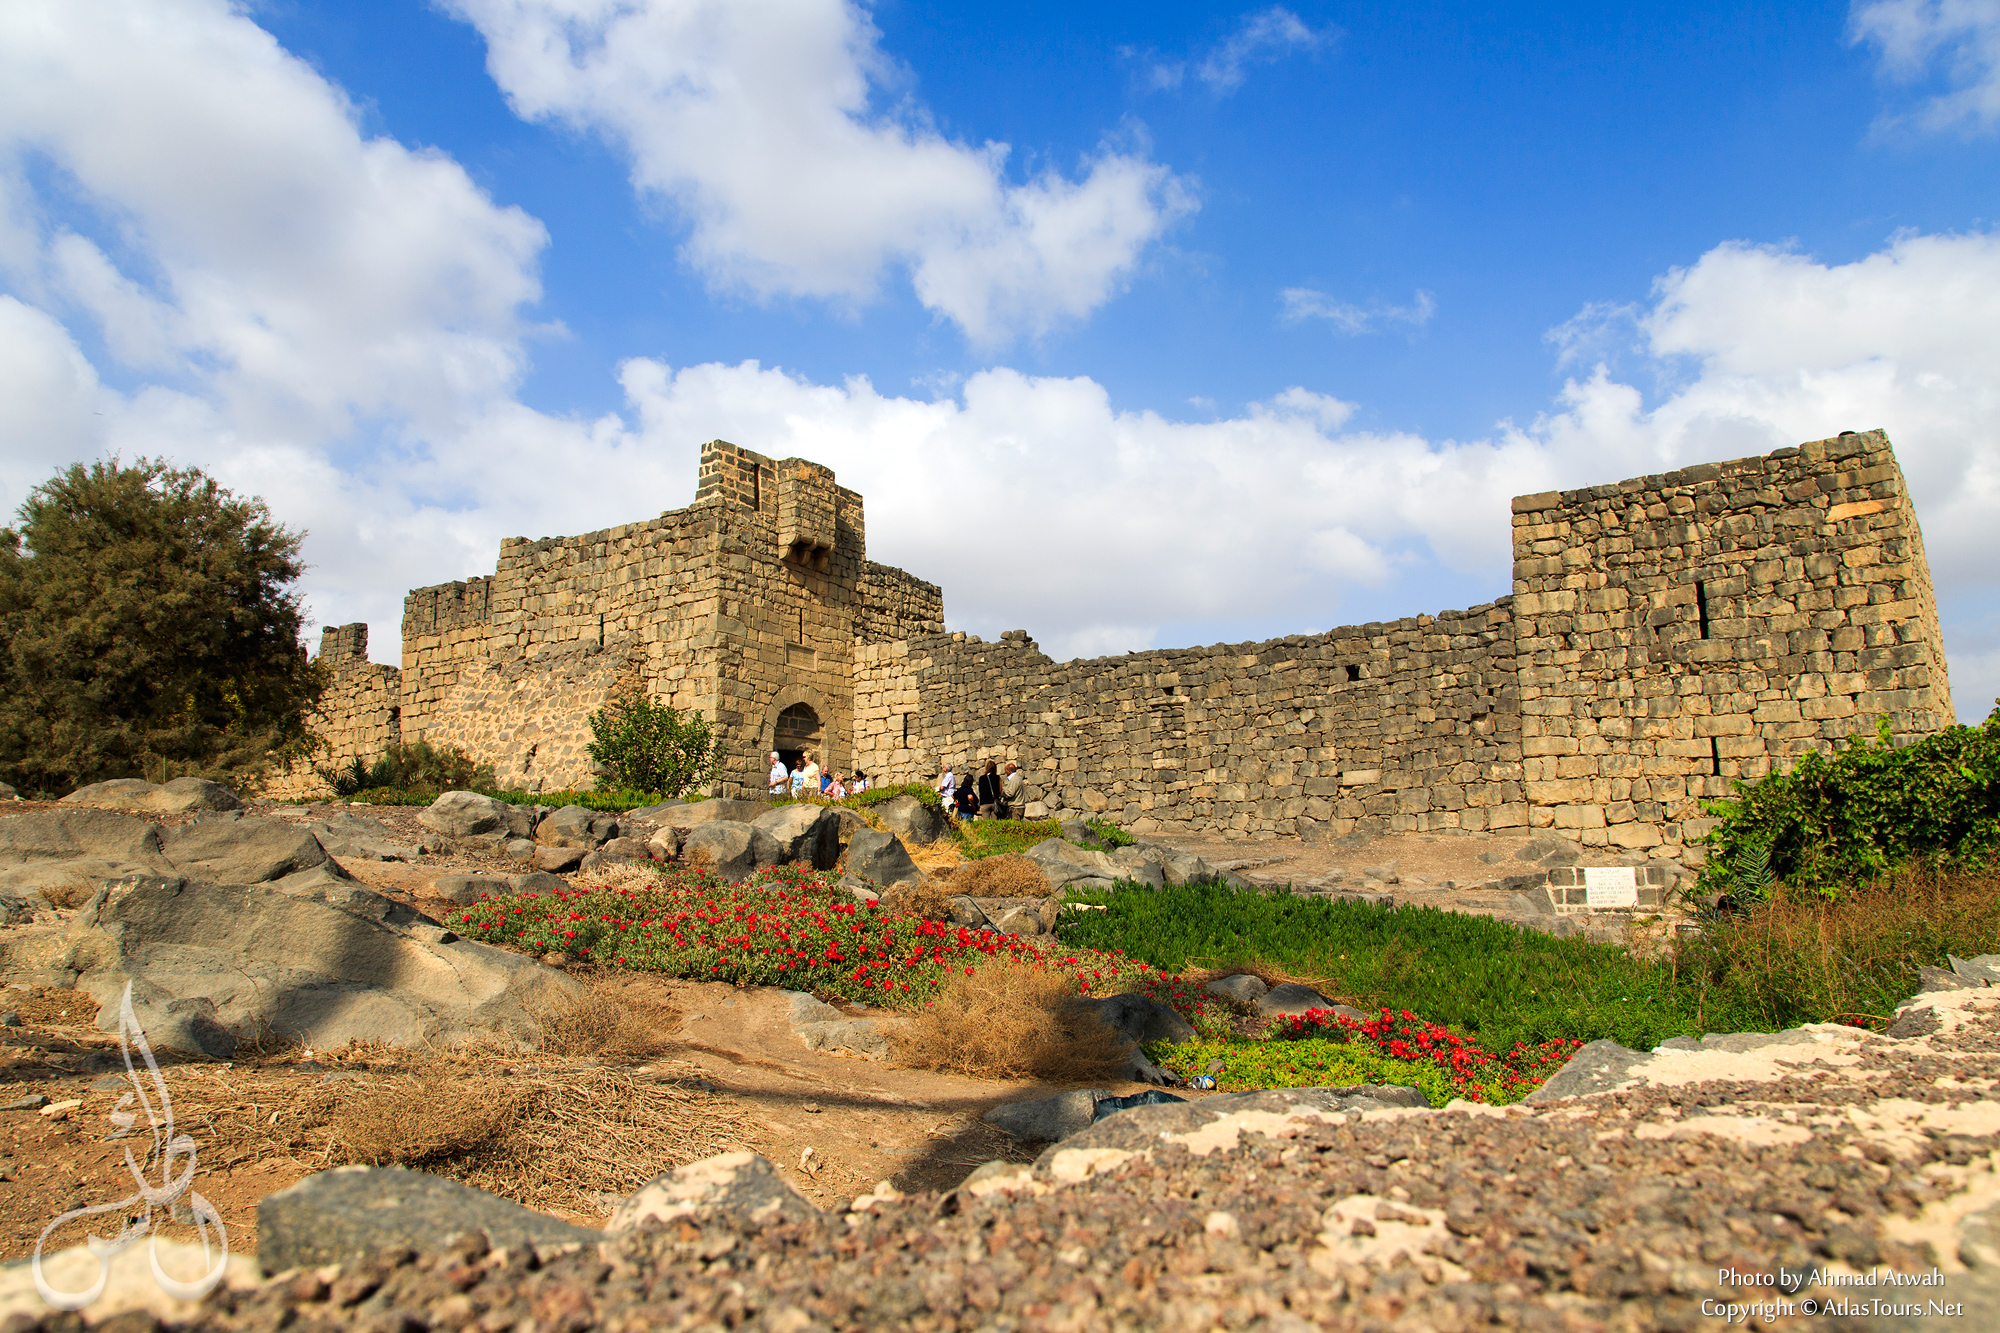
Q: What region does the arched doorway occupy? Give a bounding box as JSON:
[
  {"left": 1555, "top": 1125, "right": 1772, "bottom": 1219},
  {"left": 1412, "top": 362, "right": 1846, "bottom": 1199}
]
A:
[{"left": 773, "top": 702, "right": 822, "bottom": 776}]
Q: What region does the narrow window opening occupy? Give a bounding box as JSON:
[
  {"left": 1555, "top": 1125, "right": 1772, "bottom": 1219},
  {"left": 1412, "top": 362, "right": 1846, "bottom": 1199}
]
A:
[
  {"left": 1164, "top": 685, "right": 1176, "bottom": 695},
  {"left": 1709, "top": 737, "right": 1721, "bottom": 777},
  {"left": 597, "top": 614, "right": 605, "bottom": 647},
  {"left": 1695, "top": 580, "right": 1712, "bottom": 639},
  {"left": 797, "top": 607, "right": 806, "bottom": 641},
  {"left": 1344, "top": 664, "right": 1361, "bottom": 682},
  {"left": 901, "top": 714, "right": 909, "bottom": 746},
  {"left": 751, "top": 466, "right": 760, "bottom": 512}
]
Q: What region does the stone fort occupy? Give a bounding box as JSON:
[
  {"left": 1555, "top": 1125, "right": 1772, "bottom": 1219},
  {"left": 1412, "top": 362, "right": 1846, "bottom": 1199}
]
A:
[{"left": 293, "top": 429, "right": 1953, "bottom": 861}]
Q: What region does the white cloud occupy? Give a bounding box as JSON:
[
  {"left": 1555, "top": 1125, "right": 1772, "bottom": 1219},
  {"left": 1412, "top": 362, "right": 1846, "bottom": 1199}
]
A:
[
  {"left": 1149, "top": 7, "right": 1333, "bottom": 94},
  {"left": 444, "top": 0, "right": 1192, "bottom": 345},
  {"left": 1851, "top": 0, "right": 2000, "bottom": 132},
  {"left": 0, "top": 1, "right": 1995, "bottom": 728},
  {"left": 1281, "top": 286, "right": 1436, "bottom": 334}
]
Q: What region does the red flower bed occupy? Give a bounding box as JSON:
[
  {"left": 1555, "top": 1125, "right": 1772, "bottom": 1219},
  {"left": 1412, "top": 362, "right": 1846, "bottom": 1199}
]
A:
[
  {"left": 1276, "top": 1006, "right": 1583, "bottom": 1099},
  {"left": 452, "top": 862, "right": 1211, "bottom": 1016}
]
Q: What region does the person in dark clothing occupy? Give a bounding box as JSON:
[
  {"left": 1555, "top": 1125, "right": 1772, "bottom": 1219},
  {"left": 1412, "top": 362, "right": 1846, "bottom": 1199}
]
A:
[
  {"left": 954, "top": 780, "right": 980, "bottom": 820},
  {"left": 975, "top": 761, "right": 1004, "bottom": 820}
]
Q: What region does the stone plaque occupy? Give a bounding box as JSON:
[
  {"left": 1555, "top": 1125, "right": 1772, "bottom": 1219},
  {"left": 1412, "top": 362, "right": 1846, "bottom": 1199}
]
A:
[{"left": 1584, "top": 866, "right": 1638, "bottom": 909}]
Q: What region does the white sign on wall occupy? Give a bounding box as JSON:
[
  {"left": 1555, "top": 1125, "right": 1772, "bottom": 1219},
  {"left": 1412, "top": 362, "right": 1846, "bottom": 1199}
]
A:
[{"left": 1583, "top": 866, "right": 1639, "bottom": 909}]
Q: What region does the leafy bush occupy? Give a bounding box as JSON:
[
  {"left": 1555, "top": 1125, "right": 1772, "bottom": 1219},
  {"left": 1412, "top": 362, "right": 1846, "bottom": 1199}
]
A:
[
  {"left": 0, "top": 457, "right": 324, "bottom": 797},
  {"left": 586, "top": 686, "right": 725, "bottom": 798},
  {"left": 1085, "top": 818, "right": 1135, "bottom": 847},
  {"left": 1146, "top": 1035, "right": 1469, "bottom": 1107},
  {"left": 1695, "top": 705, "right": 2000, "bottom": 901},
  {"left": 321, "top": 739, "right": 493, "bottom": 796}
]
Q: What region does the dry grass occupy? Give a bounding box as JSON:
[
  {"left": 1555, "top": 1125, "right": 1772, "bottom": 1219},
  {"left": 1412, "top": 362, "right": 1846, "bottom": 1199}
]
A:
[
  {"left": 1678, "top": 864, "right": 2000, "bottom": 1030},
  {"left": 534, "top": 975, "right": 678, "bottom": 1059},
  {"left": 944, "top": 853, "right": 1052, "bottom": 899},
  {"left": 879, "top": 880, "right": 959, "bottom": 924},
  {"left": 904, "top": 837, "right": 966, "bottom": 874},
  {"left": 35, "top": 876, "right": 99, "bottom": 910},
  {"left": 116, "top": 979, "right": 736, "bottom": 1219},
  {"left": 889, "top": 959, "right": 1134, "bottom": 1082}
]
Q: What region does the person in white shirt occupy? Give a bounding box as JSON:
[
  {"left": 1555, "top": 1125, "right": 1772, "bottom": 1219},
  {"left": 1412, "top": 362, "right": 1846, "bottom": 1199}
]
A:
[
  {"left": 768, "top": 751, "right": 788, "bottom": 796},
  {"left": 936, "top": 763, "right": 956, "bottom": 812},
  {"left": 790, "top": 763, "right": 806, "bottom": 795},
  {"left": 851, "top": 771, "right": 869, "bottom": 794},
  {"left": 801, "top": 752, "right": 821, "bottom": 795}
]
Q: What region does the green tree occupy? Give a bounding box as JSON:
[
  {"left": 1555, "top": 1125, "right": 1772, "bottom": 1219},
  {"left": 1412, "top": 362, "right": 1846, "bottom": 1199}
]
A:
[
  {"left": 586, "top": 685, "right": 726, "bottom": 797},
  {"left": 0, "top": 458, "right": 325, "bottom": 798}
]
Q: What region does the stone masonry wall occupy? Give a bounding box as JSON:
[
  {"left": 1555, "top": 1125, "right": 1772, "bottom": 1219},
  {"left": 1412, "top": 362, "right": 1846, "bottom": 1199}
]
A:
[
  {"left": 852, "top": 603, "right": 1522, "bottom": 840},
  {"left": 260, "top": 624, "right": 399, "bottom": 800},
  {"left": 1510, "top": 429, "right": 1954, "bottom": 858},
  {"left": 858, "top": 562, "right": 945, "bottom": 645}
]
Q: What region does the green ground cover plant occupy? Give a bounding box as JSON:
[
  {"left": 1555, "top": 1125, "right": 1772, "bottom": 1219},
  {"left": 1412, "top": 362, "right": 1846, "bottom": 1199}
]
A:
[
  {"left": 1058, "top": 882, "right": 1702, "bottom": 1053},
  {"left": 1696, "top": 704, "right": 2000, "bottom": 902},
  {"left": 1147, "top": 1035, "right": 1467, "bottom": 1106}
]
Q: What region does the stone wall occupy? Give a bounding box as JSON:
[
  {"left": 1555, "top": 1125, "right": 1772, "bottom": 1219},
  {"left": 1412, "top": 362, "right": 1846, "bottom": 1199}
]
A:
[
  {"left": 853, "top": 603, "right": 1522, "bottom": 841},
  {"left": 286, "top": 430, "right": 1953, "bottom": 848},
  {"left": 260, "top": 624, "right": 400, "bottom": 800},
  {"left": 1510, "top": 429, "right": 1954, "bottom": 855}
]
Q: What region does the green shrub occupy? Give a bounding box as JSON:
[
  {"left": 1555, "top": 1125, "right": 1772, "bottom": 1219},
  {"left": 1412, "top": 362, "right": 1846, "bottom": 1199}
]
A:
[
  {"left": 321, "top": 739, "right": 492, "bottom": 796},
  {"left": 1085, "top": 818, "right": 1135, "bottom": 847},
  {"left": 585, "top": 686, "right": 725, "bottom": 798},
  {"left": 1695, "top": 705, "right": 2000, "bottom": 901}
]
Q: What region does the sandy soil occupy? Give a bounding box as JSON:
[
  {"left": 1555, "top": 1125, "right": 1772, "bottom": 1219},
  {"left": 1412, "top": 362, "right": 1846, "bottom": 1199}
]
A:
[{"left": 0, "top": 973, "right": 1149, "bottom": 1265}]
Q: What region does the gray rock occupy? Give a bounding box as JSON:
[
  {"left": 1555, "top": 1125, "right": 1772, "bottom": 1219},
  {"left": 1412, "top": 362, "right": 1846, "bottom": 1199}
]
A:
[
  {"left": 840, "top": 874, "right": 879, "bottom": 904},
  {"left": 607, "top": 1152, "right": 817, "bottom": 1234},
  {"left": 984, "top": 1089, "right": 1104, "bottom": 1143},
  {"left": 1524, "top": 1038, "right": 1651, "bottom": 1102},
  {"left": 1296, "top": 815, "right": 1324, "bottom": 845},
  {"left": 680, "top": 820, "right": 783, "bottom": 881},
  {"left": 845, "top": 828, "right": 922, "bottom": 888},
  {"left": 1024, "top": 837, "right": 1121, "bottom": 887},
  {"left": 991, "top": 905, "right": 1048, "bottom": 937},
  {"left": 752, "top": 803, "right": 842, "bottom": 869},
  {"left": 1034, "top": 1085, "right": 1429, "bottom": 1163},
  {"left": 0, "top": 783, "right": 16, "bottom": 801},
  {"left": 302, "top": 811, "right": 419, "bottom": 862},
  {"left": 505, "top": 870, "right": 569, "bottom": 896},
  {"left": 1887, "top": 1006, "right": 1942, "bottom": 1039},
  {"left": 657, "top": 798, "right": 771, "bottom": 831},
  {"left": 1093, "top": 1090, "right": 1189, "bottom": 1122},
  {"left": 62, "top": 777, "right": 242, "bottom": 815},
  {"left": 1361, "top": 861, "right": 1399, "bottom": 883},
  {"left": 1952, "top": 954, "right": 2000, "bottom": 985},
  {"left": 1919, "top": 965, "right": 1972, "bottom": 993},
  {"left": 1073, "top": 991, "right": 1194, "bottom": 1047},
  {"left": 795, "top": 1017, "right": 891, "bottom": 1059},
  {"left": 536, "top": 805, "right": 618, "bottom": 849},
  {"left": 1654, "top": 1036, "right": 1702, "bottom": 1051},
  {"left": 161, "top": 814, "right": 330, "bottom": 884},
  {"left": 1255, "top": 983, "right": 1340, "bottom": 1018},
  {"left": 258, "top": 1166, "right": 597, "bottom": 1274},
  {"left": 1206, "top": 973, "right": 1269, "bottom": 1004},
  {"left": 1161, "top": 852, "right": 1216, "bottom": 886},
  {"left": 1109, "top": 846, "right": 1166, "bottom": 889},
  {"left": 533, "top": 844, "right": 585, "bottom": 874},
  {"left": 0, "top": 808, "right": 176, "bottom": 903},
  {"left": 874, "top": 794, "right": 949, "bottom": 846},
  {"left": 1694, "top": 1029, "right": 1817, "bottom": 1053},
  {"left": 579, "top": 836, "right": 653, "bottom": 872},
  {"left": 418, "top": 790, "right": 515, "bottom": 841},
  {"left": 1057, "top": 818, "right": 1099, "bottom": 845},
  {"left": 646, "top": 826, "right": 684, "bottom": 860},
  {"left": 945, "top": 894, "right": 988, "bottom": 927},
  {"left": 502, "top": 838, "right": 537, "bottom": 862},
  {"left": 61, "top": 872, "right": 578, "bottom": 1058},
  {"left": 433, "top": 874, "right": 512, "bottom": 906},
  {"left": 626, "top": 799, "right": 686, "bottom": 820},
  {"left": 2, "top": 1093, "right": 49, "bottom": 1110},
  {"left": 502, "top": 803, "right": 547, "bottom": 840}
]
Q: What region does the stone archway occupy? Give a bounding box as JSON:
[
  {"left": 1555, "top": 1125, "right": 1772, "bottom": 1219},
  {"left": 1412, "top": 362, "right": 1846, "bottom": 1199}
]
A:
[
  {"left": 760, "top": 683, "right": 839, "bottom": 784},
  {"left": 773, "top": 703, "right": 820, "bottom": 775}
]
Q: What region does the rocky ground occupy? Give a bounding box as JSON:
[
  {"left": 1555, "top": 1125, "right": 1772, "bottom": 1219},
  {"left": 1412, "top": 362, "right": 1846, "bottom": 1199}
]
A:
[{"left": 10, "top": 984, "right": 2000, "bottom": 1331}]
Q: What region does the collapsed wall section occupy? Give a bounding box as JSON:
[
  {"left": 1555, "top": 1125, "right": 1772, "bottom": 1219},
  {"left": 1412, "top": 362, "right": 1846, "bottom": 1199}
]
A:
[
  {"left": 854, "top": 603, "right": 1520, "bottom": 840},
  {"left": 1511, "top": 429, "right": 1953, "bottom": 856}
]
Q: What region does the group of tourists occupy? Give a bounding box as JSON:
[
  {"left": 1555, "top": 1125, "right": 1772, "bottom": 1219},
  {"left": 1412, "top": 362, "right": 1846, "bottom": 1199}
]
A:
[
  {"left": 935, "top": 759, "right": 1026, "bottom": 821},
  {"left": 767, "top": 750, "right": 868, "bottom": 800}
]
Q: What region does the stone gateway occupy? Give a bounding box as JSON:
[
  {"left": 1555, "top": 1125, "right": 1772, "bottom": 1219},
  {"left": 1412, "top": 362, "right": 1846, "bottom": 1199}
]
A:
[{"left": 285, "top": 430, "right": 1952, "bottom": 864}]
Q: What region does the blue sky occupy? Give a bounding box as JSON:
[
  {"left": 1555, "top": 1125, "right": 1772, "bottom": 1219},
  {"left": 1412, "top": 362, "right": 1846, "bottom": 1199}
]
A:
[{"left": 3, "top": 1, "right": 1997, "bottom": 720}]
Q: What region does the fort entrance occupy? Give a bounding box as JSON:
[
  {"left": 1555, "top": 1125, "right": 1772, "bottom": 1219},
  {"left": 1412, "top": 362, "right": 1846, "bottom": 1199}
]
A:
[{"left": 773, "top": 702, "right": 822, "bottom": 775}]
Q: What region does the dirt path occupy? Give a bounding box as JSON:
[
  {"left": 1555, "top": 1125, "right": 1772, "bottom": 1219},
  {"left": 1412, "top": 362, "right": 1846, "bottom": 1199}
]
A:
[{"left": 0, "top": 977, "right": 1141, "bottom": 1264}]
